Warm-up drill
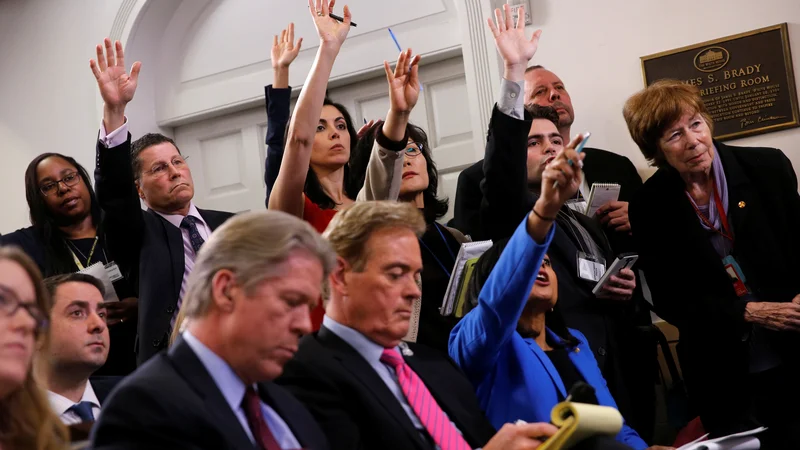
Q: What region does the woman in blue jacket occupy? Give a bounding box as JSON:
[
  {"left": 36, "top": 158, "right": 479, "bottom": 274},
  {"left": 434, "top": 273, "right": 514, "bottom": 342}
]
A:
[{"left": 448, "top": 138, "right": 663, "bottom": 449}]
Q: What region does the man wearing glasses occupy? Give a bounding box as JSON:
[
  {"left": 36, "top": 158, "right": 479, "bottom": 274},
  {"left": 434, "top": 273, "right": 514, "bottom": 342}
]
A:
[{"left": 91, "top": 38, "right": 234, "bottom": 365}]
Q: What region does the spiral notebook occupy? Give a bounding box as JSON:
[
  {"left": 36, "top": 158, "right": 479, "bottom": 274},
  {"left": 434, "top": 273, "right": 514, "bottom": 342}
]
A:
[
  {"left": 440, "top": 240, "right": 493, "bottom": 316},
  {"left": 584, "top": 183, "right": 621, "bottom": 217}
]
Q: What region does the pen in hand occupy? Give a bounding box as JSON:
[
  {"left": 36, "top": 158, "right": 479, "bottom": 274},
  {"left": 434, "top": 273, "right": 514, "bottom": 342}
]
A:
[{"left": 329, "top": 12, "right": 357, "bottom": 27}]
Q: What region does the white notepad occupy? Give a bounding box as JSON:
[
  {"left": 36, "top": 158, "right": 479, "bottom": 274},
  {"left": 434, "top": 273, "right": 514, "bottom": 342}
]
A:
[
  {"left": 440, "top": 240, "right": 493, "bottom": 316},
  {"left": 584, "top": 183, "right": 621, "bottom": 217}
]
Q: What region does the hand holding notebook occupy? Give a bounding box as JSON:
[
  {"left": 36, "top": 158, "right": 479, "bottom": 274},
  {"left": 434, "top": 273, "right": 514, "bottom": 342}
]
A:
[{"left": 584, "top": 183, "right": 621, "bottom": 218}]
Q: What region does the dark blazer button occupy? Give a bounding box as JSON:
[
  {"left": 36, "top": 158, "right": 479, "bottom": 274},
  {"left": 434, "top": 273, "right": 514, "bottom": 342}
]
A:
[
  {"left": 166, "top": 306, "right": 174, "bottom": 314},
  {"left": 598, "top": 346, "right": 607, "bottom": 356},
  {"left": 152, "top": 339, "right": 161, "bottom": 348}
]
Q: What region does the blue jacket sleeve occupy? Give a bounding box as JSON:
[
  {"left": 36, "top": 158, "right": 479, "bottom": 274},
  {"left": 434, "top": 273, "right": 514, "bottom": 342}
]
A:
[
  {"left": 569, "top": 329, "right": 648, "bottom": 450},
  {"left": 264, "top": 85, "right": 291, "bottom": 207},
  {"left": 448, "top": 216, "right": 554, "bottom": 384}
]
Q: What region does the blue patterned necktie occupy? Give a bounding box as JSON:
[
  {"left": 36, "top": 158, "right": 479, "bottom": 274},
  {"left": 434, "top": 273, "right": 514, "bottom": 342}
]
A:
[
  {"left": 67, "top": 401, "right": 95, "bottom": 422},
  {"left": 180, "top": 216, "right": 205, "bottom": 254}
]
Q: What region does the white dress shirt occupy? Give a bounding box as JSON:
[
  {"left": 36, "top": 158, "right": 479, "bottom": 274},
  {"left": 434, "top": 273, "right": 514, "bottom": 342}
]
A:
[{"left": 48, "top": 382, "right": 101, "bottom": 425}]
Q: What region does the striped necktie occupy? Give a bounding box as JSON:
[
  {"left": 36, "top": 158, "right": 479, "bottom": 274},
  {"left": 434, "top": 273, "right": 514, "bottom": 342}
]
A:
[{"left": 380, "top": 348, "right": 471, "bottom": 450}]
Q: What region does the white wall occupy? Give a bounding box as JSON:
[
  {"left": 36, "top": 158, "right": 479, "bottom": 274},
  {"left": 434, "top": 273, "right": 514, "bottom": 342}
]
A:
[
  {"left": 519, "top": 0, "right": 800, "bottom": 179},
  {"left": 1, "top": 0, "right": 799, "bottom": 233},
  {"left": 0, "top": 0, "right": 123, "bottom": 232}
]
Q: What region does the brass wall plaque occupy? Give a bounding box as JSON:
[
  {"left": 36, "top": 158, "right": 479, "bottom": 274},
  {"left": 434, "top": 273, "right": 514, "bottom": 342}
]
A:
[{"left": 641, "top": 23, "right": 799, "bottom": 141}]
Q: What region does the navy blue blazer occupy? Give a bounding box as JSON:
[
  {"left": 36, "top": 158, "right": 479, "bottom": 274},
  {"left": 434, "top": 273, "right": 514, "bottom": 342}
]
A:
[{"left": 449, "top": 218, "right": 647, "bottom": 449}]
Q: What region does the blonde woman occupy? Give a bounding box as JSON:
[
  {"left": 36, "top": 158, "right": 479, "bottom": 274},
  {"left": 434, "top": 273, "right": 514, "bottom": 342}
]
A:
[{"left": 0, "top": 246, "right": 67, "bottom": 450}]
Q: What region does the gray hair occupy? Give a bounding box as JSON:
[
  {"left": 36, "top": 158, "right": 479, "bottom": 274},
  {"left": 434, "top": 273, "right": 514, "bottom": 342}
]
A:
[{"left": 182, "top": 210, "right": 336, "bottom": 318}]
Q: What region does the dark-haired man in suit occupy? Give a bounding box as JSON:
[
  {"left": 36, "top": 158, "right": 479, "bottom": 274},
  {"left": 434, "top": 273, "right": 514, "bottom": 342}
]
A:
[
  {"left": 466, "top": 8, "right": 655, "bottom": 441},
  {"left": 451, "top": 68, "right": 643, "bottom": 252},
  {"left": 90, "top": 38, "right": 235, "bottom": 365}
]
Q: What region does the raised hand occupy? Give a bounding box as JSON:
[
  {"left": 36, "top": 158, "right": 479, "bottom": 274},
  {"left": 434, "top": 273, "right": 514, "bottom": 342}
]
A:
[
  {"left": 308, "top": 0, "right": 351, "bottom": 49},
  {"left": 384, "top": 49, "right": 421, "bottom": 115},
  {"left": 90, "top": 39, "right": 140, "bottom": 113},
  {"left": 487, "top": 4, "right": 541, "bottom": 80},
  {"left": 537, "top": 134, "right": 586, "bottom": 216},
  {"left": 272, "top": 23, "right": 303, "bottom": 69}
]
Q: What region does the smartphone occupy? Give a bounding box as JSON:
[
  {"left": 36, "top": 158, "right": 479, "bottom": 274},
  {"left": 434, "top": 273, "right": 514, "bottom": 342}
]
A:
[{"left": 591, "top": 253, "right": 638, "bottom": 295}]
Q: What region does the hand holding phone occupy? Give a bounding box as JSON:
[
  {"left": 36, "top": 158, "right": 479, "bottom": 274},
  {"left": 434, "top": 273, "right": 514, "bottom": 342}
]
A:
[{"left": 592, "top": 253, "right": 638, "bottom": 295}]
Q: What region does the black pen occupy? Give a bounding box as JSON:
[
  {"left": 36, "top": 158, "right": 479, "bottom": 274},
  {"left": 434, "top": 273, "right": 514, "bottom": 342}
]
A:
[{"left": 329, "top": 13, "right": 357, "bottom": 27}]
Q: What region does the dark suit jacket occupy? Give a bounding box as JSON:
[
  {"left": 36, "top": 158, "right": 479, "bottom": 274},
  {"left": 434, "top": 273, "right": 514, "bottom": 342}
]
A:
[
  {"left": 451, "top": 133, "right": 642, "bottom": 250},
  {"left": 629, "top": 141, "right": 800, "bottom": 436},
  {"left": 91, "top": 337, "right": 328, "bottom": 450},
  {"left": 276, "top": 326, "right": 496, "bottom": 450},
  {"left": 263, "top": 85, "right": 291, "bottom": 207},
  {"left": 90, "top": 376, "right": 123, "bottom": 405},
  {"left": 95, "top": 135, "right": 234, "bottom": 365}
]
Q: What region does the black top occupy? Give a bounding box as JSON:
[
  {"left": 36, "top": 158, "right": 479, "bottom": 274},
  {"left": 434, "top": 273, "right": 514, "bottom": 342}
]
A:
[
  {"left": 417, "top": 221, "right": 461, "bottom": 353},
  {"left": 545, "top": 346, "right": 598, "bottom": 404}
]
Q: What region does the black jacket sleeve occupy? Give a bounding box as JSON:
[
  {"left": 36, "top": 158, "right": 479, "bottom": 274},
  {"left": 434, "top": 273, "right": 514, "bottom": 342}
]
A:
[
  {"left": 94, "top": 134, "right": 144, "bottom": 280},
  {"left": 479, "top": 106, "right": 534, "bottom": 242},
  {"left": 264, "top": 85, "right": 291, "bottom": 207}
]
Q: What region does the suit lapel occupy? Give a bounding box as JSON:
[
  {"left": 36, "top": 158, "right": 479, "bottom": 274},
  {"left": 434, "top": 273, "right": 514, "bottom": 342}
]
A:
[
  {"left": 199, "top": 208, "right": 229, "bottom": 232},
  {"left": 529, "top": 332, "right": 568, "bottom": 399},
  {"left": 317, "top": 327, "right": 428, "bottom": 448},
  {"left": 149, "top": 209, "right": 185, "bottom": 303},
  {"left": 716, "top": 142, "right": 753, "bottom": 244},
  {"left": 169, "top": 338, "right": 257, "bottom": 450},
  {"left": 257, "top": 383, "right": 310, "bottom": 449}
]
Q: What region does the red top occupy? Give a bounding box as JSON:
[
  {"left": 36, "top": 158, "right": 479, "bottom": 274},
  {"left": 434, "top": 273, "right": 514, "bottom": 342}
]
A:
[{"left": 302, "top": 195, "right": 337, "bottom": 330}]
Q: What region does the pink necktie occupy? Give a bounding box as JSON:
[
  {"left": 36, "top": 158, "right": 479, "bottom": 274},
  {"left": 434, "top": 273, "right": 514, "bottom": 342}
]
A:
[{"left": 380, "top": 348, "right": 471, "bottom": 450}]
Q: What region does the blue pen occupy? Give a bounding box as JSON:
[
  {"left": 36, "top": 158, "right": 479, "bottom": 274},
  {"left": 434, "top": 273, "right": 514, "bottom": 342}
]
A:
[
  {"left": 387, "top": 28, "right": 422, "bottom": 91},
  {"left": 553, "top": 132, "right": 590, "bottom": 188}
]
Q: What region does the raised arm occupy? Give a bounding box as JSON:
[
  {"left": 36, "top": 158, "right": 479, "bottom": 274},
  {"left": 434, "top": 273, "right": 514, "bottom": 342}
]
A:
[
  {"left": 268, "top": 0, "right": 351, "bottom": 217},
  {"left": 264, "top": 23, "right": 303, "bottom": 207},
  {"left": 90, "top": 38, "right": 145, "bottom": 275},
  {"left": 356, "top": 49, "right": 421, "bottom": 201},
  {"left": 479, "top": 5, "right": 543, "bottom": 241},
  {"left": 450, "top": 132, "right": 586, "bottom": 382}
]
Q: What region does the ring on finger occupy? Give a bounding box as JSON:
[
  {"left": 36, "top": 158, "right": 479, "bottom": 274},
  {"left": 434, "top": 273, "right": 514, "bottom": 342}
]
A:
[{"left": 317, "top": 10, "right": 324, "bottom": 16}]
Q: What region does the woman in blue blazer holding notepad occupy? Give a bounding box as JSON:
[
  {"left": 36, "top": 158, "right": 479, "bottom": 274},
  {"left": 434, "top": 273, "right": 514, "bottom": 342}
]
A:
[{"left": 448, "top": 133, "right": 662, "bottom": 449}]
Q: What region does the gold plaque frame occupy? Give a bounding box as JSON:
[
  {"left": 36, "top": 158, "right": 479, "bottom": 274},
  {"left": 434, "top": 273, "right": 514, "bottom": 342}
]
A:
[{"left": 640, "top": 23, "right": 799, "bottom": 141}]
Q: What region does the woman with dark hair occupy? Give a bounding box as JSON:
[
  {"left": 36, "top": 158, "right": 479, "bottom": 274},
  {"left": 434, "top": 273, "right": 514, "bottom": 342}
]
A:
[
  {"left": 268, "top": 6, "right": 421, "bottom": 233},
  {"left": 267, "top": 7, "right": 422, "bottom": 331},
  {"left": 350, "top": 121, "right": 467, "bottom": 352},
  {"left": 0, "top": 246, "right": 68, "bottom": 450},
  {"left": 449, "top": 135, "right": 660, "bottom": 449},
  {"left": 0, "top": 153, "right": 137, "bottom": 375}
]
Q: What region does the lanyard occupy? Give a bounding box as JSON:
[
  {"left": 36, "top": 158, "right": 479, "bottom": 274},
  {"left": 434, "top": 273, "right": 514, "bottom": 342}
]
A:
[
  {"left": 418, "top": 224, "right": 456, "bottom": 278},
  {"left": 688, "top": 185, "right": 733, "bottom": 243},
  {"left": 68, "top": 237, "right": 99, "bottom": 271}
]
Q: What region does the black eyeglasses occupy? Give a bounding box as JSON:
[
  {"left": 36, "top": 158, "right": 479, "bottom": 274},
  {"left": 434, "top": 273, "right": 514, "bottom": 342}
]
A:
[
  {"left": 404, "top": 143, "right": 424, "bottom": 158},
  {"left": 145, "top": 156, "right": 190, "bottom": 178},
  {"left": 0, "top": 285, "right": 48, "bottom": 332},
  {"left": 39, "top": 171, "right": 81, "bottom": 196}
]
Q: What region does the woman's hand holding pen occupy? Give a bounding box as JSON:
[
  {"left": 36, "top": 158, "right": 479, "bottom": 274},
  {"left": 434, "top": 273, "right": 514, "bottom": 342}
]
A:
[{"left": 308, "top": 0, "right": 351, "bottom": 50}]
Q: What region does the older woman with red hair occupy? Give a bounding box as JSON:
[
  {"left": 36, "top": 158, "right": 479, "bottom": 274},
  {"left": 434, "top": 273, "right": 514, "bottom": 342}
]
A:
[{"left": 625, "top": 79, "right": 800, "bottom": 448}]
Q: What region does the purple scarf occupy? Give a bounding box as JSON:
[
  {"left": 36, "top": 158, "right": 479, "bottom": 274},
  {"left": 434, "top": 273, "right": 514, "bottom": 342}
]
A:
[{"left": 686, "top": 147, "right": 732, "bottom": 258}]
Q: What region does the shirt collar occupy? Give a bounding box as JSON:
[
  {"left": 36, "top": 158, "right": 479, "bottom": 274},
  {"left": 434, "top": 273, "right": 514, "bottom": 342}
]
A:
[
  {"left": 153, "top": 203, "right": 205, "bottom": 229},
  {"left": 322, "top": 315, "right": 387, "bottom": 364},
  {"left": 47, "top": 381, "right": 100, "bottom": 416},
  {"left": 182, "top": 330, "right": 249, "bottom": 413}
]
